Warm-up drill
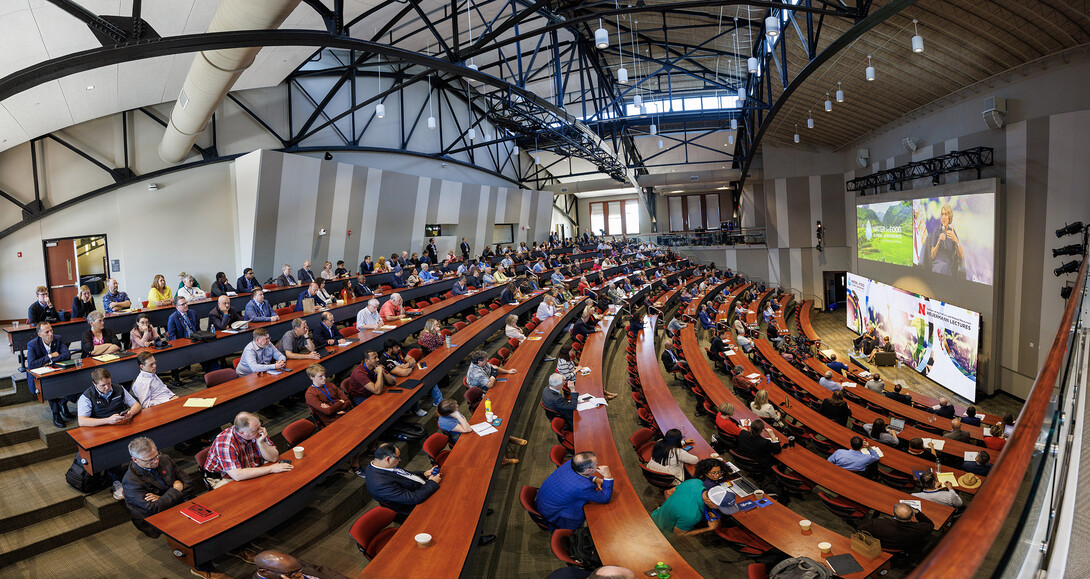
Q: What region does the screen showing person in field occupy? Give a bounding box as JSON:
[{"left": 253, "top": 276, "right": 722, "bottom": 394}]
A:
[
  {"left": 913, "top": 194, "right": 995, "bottom": 285},
  {"left": 856, "top": 193, "right": 995, "bottom": 286},
  {"left": 846, "top": 273, "right": 981, "bottom": 401},
  {"left": 857, "top": 200, "right": 913, "bottom": 266}
]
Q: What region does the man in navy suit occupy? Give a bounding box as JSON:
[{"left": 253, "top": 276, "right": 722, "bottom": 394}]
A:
[
  {"left": 168, "top": 297, "right": 219, "bottom": 373},
  {"left": 364, "top": 443, "right": 441, "bottom": 516},
  {"left": 236, "top": 268, "right": 259, "bottom": 293},
  {"left": 26, "top": 322, "right": 74, "bottom": 428},
  {"left": 460, "top": 237, "right": 471, "bottom": 259},
  {"left": 294, "top": 283, "right": 326, "bottom": 311},
  {"left": 314, "top": 312, "right": 338, "bottom": 347},
  {"left": 536, "top": 451, "right": 614, "bottom": 530}
]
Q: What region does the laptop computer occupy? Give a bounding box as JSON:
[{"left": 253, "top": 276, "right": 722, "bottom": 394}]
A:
[{"left": 889, "top": 417, "right": 906, "bottom": 431}]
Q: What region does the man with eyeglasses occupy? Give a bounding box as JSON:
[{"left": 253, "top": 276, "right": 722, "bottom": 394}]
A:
[{"left": 28, "top": 285, "right": 61, "bottom": 324}]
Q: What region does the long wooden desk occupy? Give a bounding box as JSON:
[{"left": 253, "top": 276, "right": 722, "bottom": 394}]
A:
[
  {"left": 574, "top": 285, "right": 701, "bottom": 577},
  {"left": 795, "top": 303, "right": 999, "bottom": 426},
  {"left": 358, "top": 299, "right": 587, "bottom": 577},
  {"left": 29, "top": 278, "right": 463, "bottom": 402},
  {"left": 145, "top": 289, "right": 552, "bottom": 568},
  {"left": 66, "top": 286, "right": 503, "bottom": 473}
]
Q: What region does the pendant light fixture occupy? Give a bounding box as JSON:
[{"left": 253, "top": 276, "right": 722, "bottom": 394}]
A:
[
  {"left": 657, "top": 138, "right": 664, "bottom": 149},
  {"left": 765, "top": 15, "right": 780, "bottom": 38},
  {"left": 730, "top": 118, "right": 738, "bottom": 130},
  {"left": 865, "top": 54, "right": 876, "bottom": 81},
  {"left": 911, "top": 19, "right": 924, "bottom": 53},
  {"left": 728, "top": 134, "right": 735, "bottom": 145},
  {"left": 737, "top": 86, "right": 746, "bottom": 102},
  {"left": 649, "top": 122, "right": 657, "bottom": 135},
  {"left": 807, "top": 110, "right": 814, "bottom": 129},
  {"left": 595, "top": 19, "right": 609, "bottom": 49},
  {"left": 793, "top": 124, "right": 799, "bottom": 143},
  {"left": 617, "top": 4, "right": 628, "bottom": 82},
  {"left": 634, "top": 94, "right": 643, "bottom": 107},
  {"left": 836, "top": 81, "right": 845, "bottom": 103},
  {"left": 468, "top": 127, "right": 475, "bottom": 140},
  {"left": 427, "top": 44, "right": 436, "bottom": 129},
  {"left": 748, "top": 57, "right": 758, "bottom": 74},
  {"left": 824, "top": 93, "right": 832, "bottom": 112},
  {"left": 375, "top": 28, "right": 385, "bottom": 119}
]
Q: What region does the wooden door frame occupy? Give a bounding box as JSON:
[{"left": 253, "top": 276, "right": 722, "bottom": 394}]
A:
[{"left": 43, "top": 233, "right": 111, "bottom": 290}]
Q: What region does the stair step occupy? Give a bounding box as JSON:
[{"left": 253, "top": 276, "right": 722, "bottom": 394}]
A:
[
  {"left": 0, "top": 508, "right": 109, "bottom": 567},
  {"left": 0, "top": 456, "right": 85, "bottom": 532},
  {"left": 0, "top": 424, "right": 38, "bottom": 448},
  {"left": 0, "top": 437, "right": 51, "bottom": 472}
]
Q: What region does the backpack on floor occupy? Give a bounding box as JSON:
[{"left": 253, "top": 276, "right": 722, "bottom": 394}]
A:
[
  {"left": 566, "top": 527, "right": 602, "bottom": 568},
  {"left": 768, "top": 556, "right": 833, "bottom": 579},
  {"left": 65, "top": 453, "right": 107, "bottom": 494}
]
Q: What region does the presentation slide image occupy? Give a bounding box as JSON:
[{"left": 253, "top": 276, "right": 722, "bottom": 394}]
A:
[
  {"left": 857, "top": 200, "right": 914, "bottom": 266},
  {"left": 913, "top": 194, "right": 995, "bottom": 285}
]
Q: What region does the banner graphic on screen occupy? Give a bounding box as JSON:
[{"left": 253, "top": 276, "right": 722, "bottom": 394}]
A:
[
  {"left": 857, "top": 193, "right": 995, "bottom": 285},
  {"left": 846, "top": 273, "right": 980, "bottom": 401}
]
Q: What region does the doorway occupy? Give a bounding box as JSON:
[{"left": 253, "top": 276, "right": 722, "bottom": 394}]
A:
[
  {"left": 43, "top": 235, "right": 109, "bottom": 313},
  {"left": 823, "top": 270, "right": 847, "bottom": 311}
]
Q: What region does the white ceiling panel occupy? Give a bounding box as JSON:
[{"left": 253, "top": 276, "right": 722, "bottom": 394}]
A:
[
  {"left": 27, "top": 0, "right": 115, "bottom": 59},
  {"left": 116, "top": 55, "right": 176, "bottom": 111},
  {"left": 0, "top": 105, "right": 31, "bottom": 154},
  {"left": 0, "top": 8, "right": 51, "bottom": 78},
  {"left": 58, "top": 67, "right": 120, "bottom": 125},
  {"left": 0, "top": 0, "right": 30, "bottom": 19},
  {"left": 3, "top": 80, "right": 73, "bottom": 139}
]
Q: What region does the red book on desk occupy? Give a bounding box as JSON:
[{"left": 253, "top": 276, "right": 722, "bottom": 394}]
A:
[{"left": 180, "top": 503, "right": 220, "bottom": 524}]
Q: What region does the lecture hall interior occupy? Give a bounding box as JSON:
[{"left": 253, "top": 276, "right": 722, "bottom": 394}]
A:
[{"left": 2, "top": 1, "right": 1089, "bottom": 578}]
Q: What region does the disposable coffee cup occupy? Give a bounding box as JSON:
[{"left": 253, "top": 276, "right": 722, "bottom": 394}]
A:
[
  {"left": 818, "top": 542, "right": 832, "bottom": 555},
  {"left": 12, "top": 321, "right": 18, "bottom": 328},
  {"left": 754, "top": 489, "right": 765, "bottom": 500},
  {"left": 799, "top": 520, "right": 812, "bottom": 532},
  {"left": 485, "top": 412, "right": 495, "bottom": 422},
  {"left": 415, "top": 533, "right": 432, "bottom": 548},
  {"left": 293, "top": 446, "right": 304, "bottom": 459}
]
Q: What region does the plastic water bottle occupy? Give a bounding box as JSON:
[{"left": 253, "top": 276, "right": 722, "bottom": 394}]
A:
[{"left": 485, "top": 398, "right": 492, "bottom": 414}]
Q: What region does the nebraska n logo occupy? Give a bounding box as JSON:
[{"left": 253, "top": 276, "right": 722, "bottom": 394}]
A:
[{"left": 918, "top": 303, "right": 927, "bottom": 315}]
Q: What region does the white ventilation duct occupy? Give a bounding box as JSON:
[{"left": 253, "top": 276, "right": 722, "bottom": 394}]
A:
[{"left": 159, "top": 0, "right": 302, "bottom": 163}]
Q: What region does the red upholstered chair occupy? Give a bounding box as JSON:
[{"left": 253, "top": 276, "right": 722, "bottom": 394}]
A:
[
  {"left": 349, "top": 507, "right": 399, "bottom": 560},
  {"left": 466, "top": 315, "right": 478, "bottom": 323},
  {"left": 430, "top": 297, "right": 443, "bottom": 305},
  {"left": 551, "top": 417, "right": 574, "bottom": 451},
  {"left": 204, "top": 368, "right": 238, "bottom": 387},
  {"left": 466, "top": 387, "right": 486, "bottom": 413},
  {"left": 715, "top": 525, "right": 775, "bottom": 556},
  {"left": 275, "top": 306, "right": 294, "bottom": 316},
  {"left": 551, "top": 529, "right": 582, "bottom": 567},
  {"left": 520, "top": 486, "right": 551, "bottom": 531},
  {"left": 439, "top": 329, "right": 453, "bottom": 338},
  {"left": 550, "top": 445, "right": 569, "bottom": 467},
  {"left": 340, "top": 327, "right": 359, "bottom": 339},
  {"left": 407, "top": 348, "right": 423, "bottom": 361},
  {"left": 640, "top": 464, "right": 677, "bottom": 489},
  {"left": 540, "top": 401, "right": 562, "bottom": 422},
  {"left": 507, "top": 338, "right": 521, "bottom": 350},
  {"left": 818, "top": 491, "right": 869, "bottom": 520},
  {"left": 453, "top": 321, "right": 467, "bottom": 332},
  {"left": 636, "top": 440, "right": 655, "bottom": 464},
  {"left": 262, "top": 284, "right": 278, "bottom": 290},
  {"left": 747, "top": 563, "right": 769, "bottom": 579},
  {"left": 282, "top": 419, "right": 317, "bottom": 448},
  {"left": 423, "top": 433, "right": 451, "bottom": 465},
  {"left": 497, "top": 347, "right": 511, "bottom": 362},
  {"left": 629, "top": 427, "right": 656, "bottom": 454}
]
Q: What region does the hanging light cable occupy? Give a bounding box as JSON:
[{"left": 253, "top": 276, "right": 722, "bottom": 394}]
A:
[
  {"left": 617, "top": 4, "right": 628, "bottom": 83},
  {"left": 595, "top": 18, "right": 609, "bottom": 49},
  {"left": 374, "top": 27, "right": 385, "bottom": 118},
  {"left": 427, "top": 43, "right": 436, "bottom": 129},
  {"left": 793, "top": 123, "right": 799, "bottom": 143}
]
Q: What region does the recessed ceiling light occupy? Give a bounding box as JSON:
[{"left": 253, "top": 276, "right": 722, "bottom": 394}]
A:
[{"left": 86, "top": 85, "right": 95, "bottom": 90}]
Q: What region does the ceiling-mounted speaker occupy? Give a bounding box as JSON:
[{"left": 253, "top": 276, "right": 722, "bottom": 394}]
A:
[
  {"left": 856, "top": 148, "right": 870, "bottom": 169},
  {"left": 902, "top": 137, "right": 919, "bottom": 153},
  {"left": 983, "top": 96, "right": 1007, "bottom": 129}
]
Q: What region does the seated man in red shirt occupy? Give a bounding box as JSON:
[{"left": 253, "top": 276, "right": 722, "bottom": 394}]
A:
[
  {"left": 304, "top": 364, "right": 351, "bottom": 427},
  {"left": 203, "top": 412, "right": 292, "bottom": 486},
  {"left": 379, "top": 293, "right": 406, "bottom": 322}
]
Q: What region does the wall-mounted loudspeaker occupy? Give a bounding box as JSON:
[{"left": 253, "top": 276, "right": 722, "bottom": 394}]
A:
[
  {"left": 983, "top": 96, "right": 1007, "bottom": 129},
  {"left": 856, "top": 148, "right": 869, "bottom": 169}
]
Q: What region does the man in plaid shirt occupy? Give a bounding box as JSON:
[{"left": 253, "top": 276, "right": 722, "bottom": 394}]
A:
[{"left": 204, "top": 412, "right": 293, "bottom": 483}]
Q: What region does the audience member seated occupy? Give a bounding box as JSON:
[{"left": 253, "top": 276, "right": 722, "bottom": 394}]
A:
[
  {"left": 943, "top": 418, "right": 971, "bottom": 442},
  {"left": 857, "top": 502, "right": 934, "bottom": 553},
  {"left": 984, "top": 423, "right": 1007, "bottom": 451},
  {"left": 735, "top": 330, "right": 754, "bottom": 354},
  {"left": 542, "top": 373, "right": 579, "bottom": 425},
  {"left": 651, "top": 478, "right": 723, "bottom": 537},
  {"left": 666, "top": 315, "right": 687, "bottom": 337},
  {"left": 379, "top": 293, "right": 406, "bottom": 321},
  {"left": 536, "top": 451, "right": 614, "bottom": 530},
  {"left": 436, "top": 399, "right": 523, "bottom": 465},
  {"left": 961, "top": 406, "right": 982, "bottom": 427},
  {"left": 818, "top": 370, "right": 842, "bottom": 392},
  {"left": 72, "top": 285, "right": 96, "bottom": 319},
  {"left": 242, "top": 288, "right": 279, "bottom": 323},
  {"left": 277, "top": 264, "right": 298, "bottom": 287},
  {"left": 203, "top": 412, "right": 292, "bottom": 485},
  {"left": 253, "top": 550, "right": 348, "bottom": 579},
  {"left": 749, "top": 390, "right": 783, "bottom": 426},
  {"left": 27, "top": 322, "right": 75, "bottom": 428},
  {"left": 961, "top": 450, "right": 992, "bottom": 476},
  {"left": 102, "top": 278, "right": 132, "bottom": 312},
  {"left": 537, "top": 296, "right": 558, "bottom": 321},
  {"left": 148, "top": 274, "right": 174, "bottom": 307},
  {"left": 280, "top": 319, "right": 320, "bottom": 361},
  {"left": 818, "top": 390, "right": 852, "bottom": 426},
  {"left": 294, "top": 283, "right": 324, "bottom": 312},
  {"left": 81, "top": 311, "right": 122, "bottom": 357},
  {"left": 932, "top": 397, "right": 956, "bottom": 419},
  {"left": 298, "top": 261, "right": 317, "bottom": 284},
  {"left": 736, "top": 419, "right": 782, "bottom": 471},
  {"left": 505, "top": 314, "right": 527, "bottom": 343},
  {"left": 912, "top": 471, "right": 964, "bottom": 508},
  {"left": 645, "top": 428, "right": 699, "bottom": 486},
  {"left": 166, "top": 297, "right": 200, "bottom": 341},
  {"left": 906, "top": 437, "right": 938, "bottom": 462},
  {"left": 314, "top": 311, "right": 338, "bottom": 347},
  {"left": 465, "top": 349, "right": 517, "bottom": 393},
  {"left": 207, "top": 295, "right": 243, "bottom": 332},
  {"left": 863, "top": 417, "right": 901, "bottom": 447},
  {"left": 864, "top": 372, "right": 886, "bottom": 393},
  {"left": 315, "top": 277, "right": 334, "bottom": 303},
  {"left": 28, "top": 285, "right": 61, "bottom": 324},
  {"left": 380, "top": 339, "right": 430, "bottom": 416},
  {"left": 885, "top": 382, "right": 912, "bottom": 405},
  {"left": 827, "top": 436, "right": 880, "bottom": 473},
  {"left": 714, "top": 403, "right": 742, "bottom": 437},
  {"left": 416, "top": 319, "right": 444, "bottom": 353},
  {"left": 177, "top": 275, "right": 206, "bottom": 302},
  {"left": 351, "top": 273, "right": 375, "bottom": 298},
  {"left": 826, "top": 354, "right": 849, "bottom": 375},
  {"left": 236, "top": 268, "right": 259, "bottom": 293},
  {"left": 345, "top": 350, "right": 388, "bottom": 405},
  {"left": 78, "top": 368, "right": 141, "bottom": 499},
  {"left": 131, "top": 352, "right": 177, "bottom": 408},
  {"left": 122, "top": 436, "right": 199, "bottom": 538},
  {"left": 660, "top": 342, "right": 688, "bottom": 375},
  {"left": 304, "top": 363, "right": 352, "bottom": 427},
  {"left": 364, "top": 443, "right": 442, "bottom": 516},
  {"left": 236, "top": 328, "right": 287, "bottom": 376},
  {"left": 731, "top": 366, "right": 754, "bottom": 398}
]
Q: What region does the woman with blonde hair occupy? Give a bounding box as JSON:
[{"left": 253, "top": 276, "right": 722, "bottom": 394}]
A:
[
  {"left": 320, "top": 261, "right": 335, "bottom": 280},
  {"left": 71, "top": 285, "right": 96, "bottom": 318},
  {"left": 505, "top": 315, "right": 526, "bottom": 343},
  {"left": 750, "top": 390, "right": 782, "bottom": 425},
  {"left": 417, "top": 318, "right": 444, "bottom": 353},
  {"left": 148, "top": 274, "right": 173, "bottom": 307}
]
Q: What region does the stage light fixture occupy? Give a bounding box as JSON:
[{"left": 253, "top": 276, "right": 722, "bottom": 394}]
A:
[
  {"left": 1054, "top": 261, "right": 1080, "bottom": 276},
  {"left": 1053, "top": 244, "right": 1085, "bottom": 258},
  {"left": 1056, "top": 222, "right": 1085, "bottom": 238}
]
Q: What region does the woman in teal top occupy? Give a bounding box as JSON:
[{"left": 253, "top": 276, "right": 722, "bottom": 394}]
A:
[{"left": 651, "top": 479, "right": 721, "bottom": 537}]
